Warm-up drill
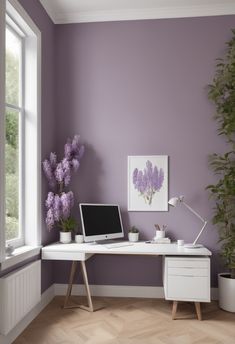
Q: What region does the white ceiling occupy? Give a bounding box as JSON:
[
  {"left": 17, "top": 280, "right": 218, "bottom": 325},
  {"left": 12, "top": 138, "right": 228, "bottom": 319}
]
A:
[{"left": 39, "top": 0, "right": 235, "bottom": 24}]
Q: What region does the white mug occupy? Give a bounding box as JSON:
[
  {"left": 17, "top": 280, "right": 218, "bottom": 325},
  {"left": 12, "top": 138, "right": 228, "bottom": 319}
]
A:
[
  {"left": 75, "top": 234, "right": 84, "bottom": 243},
  {"left": 177, "top": 239, "right": 184, "bottom": 246}
]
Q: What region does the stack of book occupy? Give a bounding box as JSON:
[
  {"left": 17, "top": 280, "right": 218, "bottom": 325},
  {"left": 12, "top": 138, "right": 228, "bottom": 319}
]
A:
[{"left": 153, "top": 237, "right": 171, "bottom": 244}]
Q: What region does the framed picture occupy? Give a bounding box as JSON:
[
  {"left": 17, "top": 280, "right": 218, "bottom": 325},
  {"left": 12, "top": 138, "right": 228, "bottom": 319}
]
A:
[{"left": 128, "top": 155, "right": 168, "bottom": 211}]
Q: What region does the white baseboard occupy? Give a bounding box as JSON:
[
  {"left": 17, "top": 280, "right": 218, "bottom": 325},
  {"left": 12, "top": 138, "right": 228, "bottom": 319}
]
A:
[
  {"left": 0, "top": 283, "right": 219, "bottom": 344},
  {"left": 54, "top": 283, "right": 218, "bottom": 300},
  {"left": 0, "top": 285, "right": 54, "bottom": 344},
  {"left": 55, "top": 283, "right": 165, "bottom": 299}
]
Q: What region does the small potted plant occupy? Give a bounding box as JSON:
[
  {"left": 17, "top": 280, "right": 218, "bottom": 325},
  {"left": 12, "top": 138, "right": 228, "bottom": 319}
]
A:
[
  {"left": 59, "top": 216, "right": 77, "bottom": 244},
  {"left": 128, "top": 226, "right": 139, "bottom": 242}
]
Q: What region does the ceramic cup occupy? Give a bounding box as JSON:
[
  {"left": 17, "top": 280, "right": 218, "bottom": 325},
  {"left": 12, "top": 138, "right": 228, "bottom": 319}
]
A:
[
  {"left": 177, "top": 239, "right": 184, "bottom": 246},
  {"left": 75, "top": 234, "right": 84, "bottom": 243}
]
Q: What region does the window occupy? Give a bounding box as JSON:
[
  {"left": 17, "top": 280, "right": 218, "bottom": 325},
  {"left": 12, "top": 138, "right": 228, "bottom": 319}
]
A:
[
  {"left": 5, "top": 23, "right": 24, "bottom": 246},
  {"left": 0, "top": 0, "right": 41, "bottom": 264}
]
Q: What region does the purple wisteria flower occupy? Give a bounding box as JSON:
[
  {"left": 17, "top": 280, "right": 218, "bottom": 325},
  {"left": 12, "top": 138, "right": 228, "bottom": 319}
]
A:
[
  {"left": 43, "top": 135, "right": 84, "bottom": 231},
  {"left": 45, "top": 191, "right": 75, "bottom": 231},
  {"left": 64, "top": 135, "right": 84, "bottom": 172},
  {"left": 43, "top": 135, "right": 84, "bottom": 192},
  {"left": 133, "top": 160, "right": 164, "bottom": 205},
  {"left": 61, "top": 191, "right": 74, "bottom": 219},
  {"left": 42, "top": 152, "right": 58, "bottom": 189}
]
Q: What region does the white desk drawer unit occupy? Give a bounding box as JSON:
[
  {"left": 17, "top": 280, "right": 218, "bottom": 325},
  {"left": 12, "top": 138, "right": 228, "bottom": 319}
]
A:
[{"left": 164, "top": 257, "right": 210, "bottom": 302}]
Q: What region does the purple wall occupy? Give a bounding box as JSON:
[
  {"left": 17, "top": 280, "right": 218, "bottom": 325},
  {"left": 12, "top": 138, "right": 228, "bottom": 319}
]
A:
[
  {"left": 54, "top": 16, "right": 235, "bottom": 287},
  {"left": 2, "top": 6, "right": 233, "bottom": 292}
]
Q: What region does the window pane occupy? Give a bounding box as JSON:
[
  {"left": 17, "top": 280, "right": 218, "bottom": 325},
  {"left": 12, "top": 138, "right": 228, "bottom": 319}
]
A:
[
  {"left": 5, "top": 108, "right": 19, "bottom": 241},
  {"left": 5, "top": 27, "right": 21, "bottom": 106}
]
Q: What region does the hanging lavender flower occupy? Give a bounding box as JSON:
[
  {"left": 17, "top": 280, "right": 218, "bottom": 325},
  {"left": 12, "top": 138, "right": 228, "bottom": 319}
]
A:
[
  {"left": 45, "top": 191, "right": 75, "bottom": 232},
  {"left": 64, "top": 135, "right": 84, "bottom": 172},
  {"left": 132, "top": 160, "right": 164, "bottom": 205},
  {"left": 43, "top": 135, "right": 84, "bottom": 232},
  {"left": 46, "top": 208, "right": 55, "bottom": 231},
  {"left": 42, "top": 153, "right": 57, "bottom": 189},
  {"left": 61, "top": 191, "right": 74, "bottom": 219},
  {"left": 53, "top": 194, "right": 61, "bottom": 222},
  {"left": 55, "top": 158, "right": 71, "bottom": 188}
]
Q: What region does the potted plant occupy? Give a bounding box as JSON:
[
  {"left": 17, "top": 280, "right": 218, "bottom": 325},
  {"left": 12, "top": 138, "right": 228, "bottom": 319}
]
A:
[
  {"left": 207, "top": 30, "right": 235, "bottom": 312},
  {"left": 43, "top": 135, "right": 84, "bottom": 243},
  {"left": 128, "top": 226, "right": 139, "bottom": 242},
  {"left": 59, "top": 216, "right": 77, "bottom": 244}
]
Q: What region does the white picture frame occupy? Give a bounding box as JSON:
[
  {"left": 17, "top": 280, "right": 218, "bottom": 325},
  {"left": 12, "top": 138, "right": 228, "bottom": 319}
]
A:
[{"left": 128, "top": 155, "right": 168, "bottom": 211}]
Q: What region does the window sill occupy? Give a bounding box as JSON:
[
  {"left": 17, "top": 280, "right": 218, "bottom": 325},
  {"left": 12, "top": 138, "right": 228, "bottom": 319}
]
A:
[{"left": 0, "top": 245, "right": 41, "bottom": 271}]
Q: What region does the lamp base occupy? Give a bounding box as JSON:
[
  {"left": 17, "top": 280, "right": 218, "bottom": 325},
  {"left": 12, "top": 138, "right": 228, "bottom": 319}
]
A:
[{"left": 184, "top": 243, "right": 203, "bottom": 249}]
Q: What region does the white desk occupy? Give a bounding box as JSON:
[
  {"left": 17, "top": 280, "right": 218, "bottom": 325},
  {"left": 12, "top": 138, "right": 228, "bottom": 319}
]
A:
[{"left": 41, "top": 242, "right": 211, "bottom": 319}]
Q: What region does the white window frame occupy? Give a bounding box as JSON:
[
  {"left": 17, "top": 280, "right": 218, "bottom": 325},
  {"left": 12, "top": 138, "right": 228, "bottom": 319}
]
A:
[
  {"left": 0, "top": 0, "right": 42, "bottom": 266},
  {"left": 5, "top": 22, "right": 25, "bottom": 248}
]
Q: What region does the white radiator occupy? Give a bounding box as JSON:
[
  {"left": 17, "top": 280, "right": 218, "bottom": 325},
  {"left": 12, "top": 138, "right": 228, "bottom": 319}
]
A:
[{"left": 0, "top": 260, "right": 41, "bottom": 335}]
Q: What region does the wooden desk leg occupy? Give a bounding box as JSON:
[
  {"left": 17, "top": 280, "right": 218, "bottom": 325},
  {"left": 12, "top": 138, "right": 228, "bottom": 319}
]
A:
[
  {"left": 79, "top": 260, "right": 94, "bottom": 312},
  {"left": 172, "top": 301, "right": 178, "bottom": 320},
  {"left": 63, "top": 260, "right": 94, "bottom": 312},
  {"left": 63, "top": 261, "right": 78, "bottom": 309},
  {"left": 195, "top": 302, "right": 202, "bottom": 321}
]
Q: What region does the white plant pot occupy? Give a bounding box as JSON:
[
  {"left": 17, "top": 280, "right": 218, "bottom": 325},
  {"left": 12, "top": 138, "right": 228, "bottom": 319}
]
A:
[
  {"left": 218, "top": 273, "right": 235, "bottom": 312},
  {"left": 155, "top": 230, "right": 165, "bottom": 239},
  {"left": 128, "top": 232, "right": 139, "bottom": 242},
  {"left": 60, "top": 231, "right": 72, "bottom": 244},
  {"left": 75, "top": 234, "right": 84, "bottom": 243}
]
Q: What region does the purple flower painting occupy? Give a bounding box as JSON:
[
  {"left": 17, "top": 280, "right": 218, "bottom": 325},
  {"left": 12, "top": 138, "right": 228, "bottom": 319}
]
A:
[
  {"left": 133, "top": 160, "right": 164, "bottom": 205},
  {"left": 128, "top": 156, "right": 168, "bottom": 211}
]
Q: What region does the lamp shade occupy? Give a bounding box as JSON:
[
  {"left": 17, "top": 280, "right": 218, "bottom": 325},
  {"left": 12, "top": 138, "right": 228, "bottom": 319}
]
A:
[{"left": 168, "top": 197, "right": 179, "bottom": 207}]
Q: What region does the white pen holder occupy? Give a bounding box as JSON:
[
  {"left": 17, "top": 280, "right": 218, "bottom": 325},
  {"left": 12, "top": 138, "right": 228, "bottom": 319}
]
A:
[
  {"left": 155, "top": 230, "right": 165, "bottom": 239},
  {"left": 153, "top": 230, "right": 166, "bottom": 242}
]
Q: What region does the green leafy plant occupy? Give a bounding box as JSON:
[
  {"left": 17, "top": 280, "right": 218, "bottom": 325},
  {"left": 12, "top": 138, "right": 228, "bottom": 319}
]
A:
[
  {"left": 58, "top": 217, "right": 77, "bottom": 233},
  {"left": 207, "top": 30, "right": 235, "bottom": 279},
  {"left": 128, "top": 226, "right": 139, "bottom": 233}
]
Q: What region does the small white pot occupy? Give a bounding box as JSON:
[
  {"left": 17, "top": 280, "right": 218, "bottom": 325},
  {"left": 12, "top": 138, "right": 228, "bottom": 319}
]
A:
[
  {"left": 155, "top": 230, "right": 165, "bottom": 239},
  {"left": 75, "top": 234, "right": 84, "bottom": 243},
  {"left": 218, "top": 273, "right": 235, "bottom": 312},
  {"left": 60, "top": 231, "right": 72, "bottom": 244},
  {"left": 128, "top": 232, "right": 139, "bottom": 242}
]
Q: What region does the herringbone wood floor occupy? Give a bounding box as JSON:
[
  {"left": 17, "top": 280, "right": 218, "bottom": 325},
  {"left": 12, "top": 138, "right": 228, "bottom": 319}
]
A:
[{"left": 14, "top": 296, "right": 235, "bottom": 344}]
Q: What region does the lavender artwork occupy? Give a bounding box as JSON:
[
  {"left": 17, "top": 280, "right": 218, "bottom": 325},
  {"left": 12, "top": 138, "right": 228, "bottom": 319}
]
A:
[
  {"left": 43, "top": 135, "right": 84, "bottom": 231},
  {"left": 133, "top": 160, "right": 164, "bottom": 205},
  {"left": 128, "top": 156, "right": 168, "bottom": 211}
]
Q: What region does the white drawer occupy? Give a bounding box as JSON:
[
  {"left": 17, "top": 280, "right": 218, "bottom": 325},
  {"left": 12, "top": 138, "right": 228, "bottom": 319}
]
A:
[
  {"left": 168, "top": 267, "right": 208, "bottom": 277},
  {"left": 167, "top": 259, "right": 209, "bottom": 269},
  {"left": 166, "top": 275, "right": 210, "bottom": 302},
  {"left": 163, "top": 257, "right": 211, "bottom": 302}
]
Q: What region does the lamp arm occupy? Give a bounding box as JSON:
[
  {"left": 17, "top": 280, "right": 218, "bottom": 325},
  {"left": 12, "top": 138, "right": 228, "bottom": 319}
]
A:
[
  {"left": 182, "top": 201, "right": 206, "bottom": 223},
  {"left": 193, "top": 221, "right": 207, "bottom": 245},
  {"left": 182, "top": 201, "right": 207, "bottom": 245}
]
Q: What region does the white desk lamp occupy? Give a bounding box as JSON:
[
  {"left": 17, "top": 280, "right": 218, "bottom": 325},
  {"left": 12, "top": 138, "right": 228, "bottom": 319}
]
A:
[{"left": 168, "top": 196, "right": 207, "bottom": 249}]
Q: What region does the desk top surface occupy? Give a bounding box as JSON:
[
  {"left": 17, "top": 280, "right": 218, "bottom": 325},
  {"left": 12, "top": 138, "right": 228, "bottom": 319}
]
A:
[{"left": 41, "top": 241, "right": 212, "bottom": 258}]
